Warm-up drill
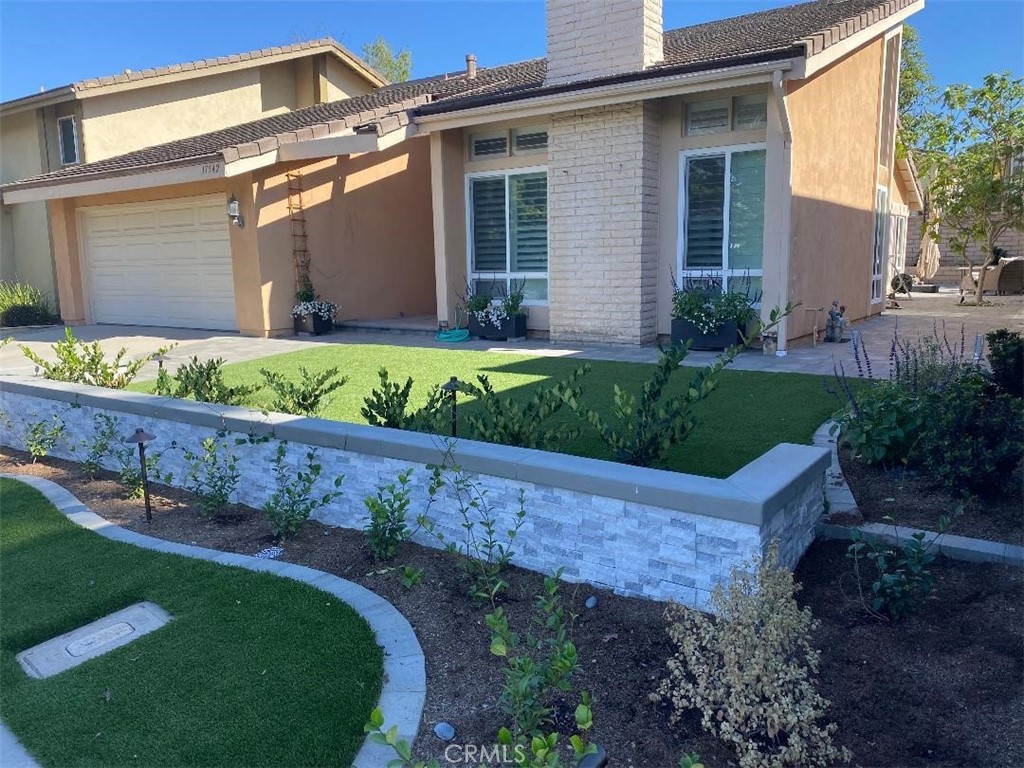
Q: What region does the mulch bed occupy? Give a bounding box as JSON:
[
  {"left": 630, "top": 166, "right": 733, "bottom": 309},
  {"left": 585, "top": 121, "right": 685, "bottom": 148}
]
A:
[
  {"left": 839, "top": 446, "right": 1024, "bottom": 546},
  {"left": 3, "top": 447, "right": 1023, "bottom": 768}
]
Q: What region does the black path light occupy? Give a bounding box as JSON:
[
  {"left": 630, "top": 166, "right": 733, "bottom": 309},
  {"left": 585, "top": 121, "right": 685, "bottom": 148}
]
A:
[
  {"left": 441, "top": 376, "right": 460, "bottom": 437},
  {"left": 125, "top": 428, "right": 156, "bottom": 523}
]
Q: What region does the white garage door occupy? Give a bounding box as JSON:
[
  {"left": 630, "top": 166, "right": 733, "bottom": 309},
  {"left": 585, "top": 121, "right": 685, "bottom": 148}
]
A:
[{"left": 82, "top": 195, "right": 237, "bottom": 330}]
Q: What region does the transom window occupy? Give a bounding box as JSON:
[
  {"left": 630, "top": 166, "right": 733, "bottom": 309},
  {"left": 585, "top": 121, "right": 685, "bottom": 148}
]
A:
[
  {"left": 679, "top": 145, "right": 766, "bottom": 296},
  {"left": 685, "top": 94, "right": 768, "bottom": 136},
  {"left": 469, "top": 125, "right": 548, "bottom": 161},
  {"left": 58, "top": 116, "right": 79, "bottom": 165},
  {"left": 467, "top": 168, "right": 548, "bottom": 301}
]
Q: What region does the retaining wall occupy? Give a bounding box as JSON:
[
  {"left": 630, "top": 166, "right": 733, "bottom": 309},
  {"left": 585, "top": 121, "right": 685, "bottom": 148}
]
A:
[{"left": 0, "top": 377, "right": 830, "bottom": 609}]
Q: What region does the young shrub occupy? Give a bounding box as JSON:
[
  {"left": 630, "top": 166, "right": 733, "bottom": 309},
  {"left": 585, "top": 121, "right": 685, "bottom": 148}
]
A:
[
  {"left": 78, "top": 413, "right": 168, "bottom": 497},
  {"left": 364, "top": 469, "right": 413, "bottom": 560},
  {"left": 654, "top": 542, "right": 850, "bottom": 768},
  {"left": 457, "top": 365, "right": 590, "bottom": 451},
  {"left": 179, "top": 436, "right": 241, "bottom": 517},
  {"left": 829, "top": 380, "right": 924, "bottom": 466},
  {"left": 361, "top": 368, "right": 448, "bottom": 433},
  {"left": 262, "top": 443, "right": 344, "bottom": 539},
  {"left": 0, "top": 279, "right": 55, "bottom": 327},
  {"left": 400, "top": 565, "right": 424, "bottom": 590},
  {"left": 8, "top": 412, "right": 66, "bottom": 463},
  {"left": 258, "top": 366, "right": 348, "bottom": 416},
  {"left": 986, "top": 328, "right": 1023, "bottom": 398},
  {"left": 20, "top": 327, "right": 174, "bottom": 388},
  {"left": 156, "top": 356, "right": 257, "bottom": 406}
]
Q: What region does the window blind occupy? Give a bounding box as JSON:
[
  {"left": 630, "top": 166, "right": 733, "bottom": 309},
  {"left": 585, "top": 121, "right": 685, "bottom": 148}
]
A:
[
  {"left": 733, "top": 95, "right": 768, "bottom": 131},
  {"left": 686, "top": 99, "right": 729, "bottom": 136},
  {"left": 471, "top": 134, "right": 508, "bottom": 159},
  {"left": 512, "top": 128, "right": 548, "bottom": 155},
  {"left": 509, "top": 172, "right": 548, "bottom": 272},
  {"left": 685, "top": 156, "right": 726, "bottom": 267},
  {"left": 471, "top": 177, "right": 507, "bottom": 272}
]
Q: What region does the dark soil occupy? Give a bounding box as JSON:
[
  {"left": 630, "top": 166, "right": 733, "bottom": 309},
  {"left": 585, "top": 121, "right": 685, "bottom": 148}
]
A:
[
  {"left": 4, "top": 448, "right": 1023, "bottom": 768},
  {"left": 839, "top": 446, "right": 1024, "bottom": 546}
]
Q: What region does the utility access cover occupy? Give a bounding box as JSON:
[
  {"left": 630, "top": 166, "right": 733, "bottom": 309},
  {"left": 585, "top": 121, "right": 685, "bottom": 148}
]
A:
[{"left": 17, "top": 602, "right": 171, "bottom": 679}]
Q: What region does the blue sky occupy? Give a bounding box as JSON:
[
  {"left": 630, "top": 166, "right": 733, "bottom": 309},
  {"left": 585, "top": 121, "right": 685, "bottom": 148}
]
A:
[{"left": 0, "top": 0, "right": 1021, "bottom": 102}]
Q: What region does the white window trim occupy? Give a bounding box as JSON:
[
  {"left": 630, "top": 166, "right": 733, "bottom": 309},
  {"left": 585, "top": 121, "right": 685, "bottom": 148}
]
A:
[
  {"left": 465, "top": 164, "right": 549, "bottom": 306},
  {"left": 877, "top": 28, "right": 902, "bottom": 170},
  {"left": 677, "top": 142, "right": 767, "bottom": 294},
  {"left": 871, "top": 184, "right": 889, "bottom": 304},
  {"left": 58, "top": 115, "right": 79, "bottom": 166}
]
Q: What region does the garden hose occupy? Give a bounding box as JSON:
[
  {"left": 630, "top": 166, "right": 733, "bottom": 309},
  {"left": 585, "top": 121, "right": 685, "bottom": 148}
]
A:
[{"left": 436, "top": 307, "right": 471, "bottom": 343}]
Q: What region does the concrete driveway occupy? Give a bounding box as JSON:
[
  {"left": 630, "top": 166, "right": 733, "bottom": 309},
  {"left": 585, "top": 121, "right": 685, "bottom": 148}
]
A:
[{"left": 2, "top": 290, "right": 1022, "bottom": 381}]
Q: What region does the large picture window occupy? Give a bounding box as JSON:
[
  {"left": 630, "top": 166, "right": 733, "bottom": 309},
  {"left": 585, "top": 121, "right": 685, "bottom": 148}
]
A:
[
  {"left": 679, "top": 145, "right": 766, "bottom": 295},
  {"left": 467, "top": 168, "right": 548, "bottom": 301}
]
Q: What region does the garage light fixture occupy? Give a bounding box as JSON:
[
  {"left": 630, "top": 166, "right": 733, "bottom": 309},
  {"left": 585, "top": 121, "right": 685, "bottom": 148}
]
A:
[{"left": 227, "top": 195, "right": 244, "bottom": 228}]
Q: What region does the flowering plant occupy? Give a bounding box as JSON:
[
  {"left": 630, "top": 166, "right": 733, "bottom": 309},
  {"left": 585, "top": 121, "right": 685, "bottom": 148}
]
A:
[
  {"left": 291, "top": 299, "right": 338, "bottom": 321},
  {"left": 462, "top": 280, "right": 528, "bottom": 326},
  {"left": 671, "top": 278, "right": 758, "bottom": 334}
]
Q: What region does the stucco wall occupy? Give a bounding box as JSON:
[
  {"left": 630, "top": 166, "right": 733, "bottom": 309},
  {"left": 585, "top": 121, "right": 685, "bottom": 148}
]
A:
[
  {"left": 252, "top": 137, "right": 436, "bottom": 334},
  {"left": 324, "top": 57, "right": 374, "bottom": 102},
  {"left": 787, "top": 38, "right": 885, "bottom": 340},
  {"left": 0, "top": 109, "right": 56, "bottom": 303}
]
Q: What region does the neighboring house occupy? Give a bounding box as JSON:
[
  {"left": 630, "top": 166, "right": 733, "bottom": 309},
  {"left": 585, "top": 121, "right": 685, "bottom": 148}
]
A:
[
  {"left": 0, "top": 39, "right": 386, "bottom": 314},
  {"left": 1, "top": 0, "right": 924, "bottom": 350}
]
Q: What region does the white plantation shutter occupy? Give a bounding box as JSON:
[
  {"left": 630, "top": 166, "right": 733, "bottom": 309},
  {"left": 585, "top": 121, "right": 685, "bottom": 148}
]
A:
[
  {"left": 686, "top": 99, "right": 729, "bottom": 135},
  {"left": 510, "top": 172, "right": 547, "bottom": 272},
  {"left": 685, "top": 155, "right": 726, "bottom": 267},
  {"left": 512, "top": 127, "right": 548, "bottom": 155},
  {"left": 732, "top": 95, "right": 768, "bottom": 131},
  {"left": 470, "top": 133, "right": 508, "bottom": 160},
  {"left": 471, "top": 177, "right": 507, "bottom": 272}
]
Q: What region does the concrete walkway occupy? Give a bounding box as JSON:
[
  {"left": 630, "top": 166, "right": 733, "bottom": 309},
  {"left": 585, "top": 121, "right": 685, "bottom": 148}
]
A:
[
  {"left": 3, "top": 289, "right": 1021, "bottom": 380},
  {"left": 0, "top": 474, "right": 425, "bottom": 768}
]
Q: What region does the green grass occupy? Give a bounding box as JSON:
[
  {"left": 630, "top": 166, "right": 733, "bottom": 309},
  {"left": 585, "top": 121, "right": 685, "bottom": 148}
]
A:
[
  {"left": 0, "top": 479, "right": 382, "bottom": 767},
  {"left": 138, "top": 345, "right": 844, "bottom": 478}
]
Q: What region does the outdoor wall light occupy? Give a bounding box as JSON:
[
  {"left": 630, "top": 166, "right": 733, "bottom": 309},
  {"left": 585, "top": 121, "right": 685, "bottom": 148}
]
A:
[
  {"left": 124, "top": 428, "right": 156, "bottom": 523},
  {"left": 227, "top": 195, "right": 244, "bottom": 228},
  {"left": 441, "top": 376, "right": 461, "bottom": 437}
]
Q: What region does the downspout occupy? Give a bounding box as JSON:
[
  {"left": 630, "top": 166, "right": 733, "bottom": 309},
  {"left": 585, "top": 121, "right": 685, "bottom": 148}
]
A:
[{"left": 771, "top": 69, "right": 793, "bottom": 355}]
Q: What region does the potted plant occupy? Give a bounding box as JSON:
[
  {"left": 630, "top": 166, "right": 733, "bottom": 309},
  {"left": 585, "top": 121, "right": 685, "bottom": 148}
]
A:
[
  {"left": 464, "top": 281, "right": 528, "bottom": 340},
  {"left": 292, "top": 279, "right": 337, "bottom": 336},
  {"left": 671, "top": 278, "right": 758, "bottom": 350}
]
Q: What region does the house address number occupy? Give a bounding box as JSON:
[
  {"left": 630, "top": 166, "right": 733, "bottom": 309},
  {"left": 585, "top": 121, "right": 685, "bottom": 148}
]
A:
[{"left": 200, "top": 162, "right": 222, "bottom": 176}]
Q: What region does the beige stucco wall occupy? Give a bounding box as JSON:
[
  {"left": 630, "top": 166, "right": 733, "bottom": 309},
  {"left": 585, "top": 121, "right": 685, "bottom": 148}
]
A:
[
  {"left": 324, "top": 57, "right": 374, "bottom": 102},
  {"left": 252, "top": 137, "right": 436, "bottom": 335},
  {"left": 0, "top": 109, "right": 57, "bottom": 303},
  {"left": 787, "top": 37, "right": 886, "bottom": 340}
]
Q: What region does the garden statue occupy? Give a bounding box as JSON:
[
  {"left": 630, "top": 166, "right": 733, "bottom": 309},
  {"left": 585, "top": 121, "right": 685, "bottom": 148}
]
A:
[{"left": 824, "top": 301, "right": 846, "bottom": 343}]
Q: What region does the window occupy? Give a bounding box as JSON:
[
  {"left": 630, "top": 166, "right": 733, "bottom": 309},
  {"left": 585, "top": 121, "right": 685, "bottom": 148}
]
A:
[
  {"left": 685, "top": 94, "right": 768, "bottom": 136},
  {"left": 680, "top": 146, "right": 766, "bottom": 296},
  {"left": 871, "top": 186, "right": 889, "bottom": 302},
  {"left": 468, "top": 168, "right": 548, "bottom": 301},
  {"left": 878, "top": 34, "right": 900, "bottom": 167},
  {"left": 469, "top": 126, "right": 549, "bottom": 161},
  {"left": 58, "top": 116, "right": 79, "bottom": 165}
]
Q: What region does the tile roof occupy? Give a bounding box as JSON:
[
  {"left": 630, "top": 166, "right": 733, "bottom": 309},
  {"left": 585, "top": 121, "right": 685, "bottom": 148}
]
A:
[{"left": 4, "top": 0, "right": 915, "bottom": 191}]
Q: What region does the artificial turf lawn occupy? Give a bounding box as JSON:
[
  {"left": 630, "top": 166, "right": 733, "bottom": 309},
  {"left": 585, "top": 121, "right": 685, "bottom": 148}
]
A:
[
  {"left": 140, "top": 344, "right": 843, "bottom": 478},
  {"left": 0, "top": 479, "right": 383, "bottom": 767}
]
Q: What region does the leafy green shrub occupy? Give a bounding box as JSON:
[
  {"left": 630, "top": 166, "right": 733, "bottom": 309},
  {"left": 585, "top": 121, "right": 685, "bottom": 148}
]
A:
[
  {"left": 76, "top": 413, "right": 169, "bottom": 497},
  {"left": 654, "top": 542, "right": 850, "bottom": 768},
  {"left": 364, "top": 469, "right": 413, "bottom": 560},
  {"left": 400, "top": 565, "right": 423, "bottom": 589},
  {"left": 156, "top": 356, "right": 257, "bottom": 406},
  {"left": 457, "top": 365, "right": 589, "bottom": 451},
  {"left": 262, "top": 443, "right": 344, "bottom": 539},
  {"left": 258, "top": 366, "right": 348, "bottom": 416},
  {"left": 361, "top": 368, "right": 447, "bottom": 433},
  {"left": 419, "top": 445, "right": 526, "bottom": 602},
  {"left": 830, "top": 382, "right": 924, "bottom": 465},
  {"left": 671, "top": 279, "right": 759, "bottom": 333},
  {"left": 0, "top": 280, "right": 54, "bottom": 327},
  {"left": 1, "top": 411, "right": 66, "bottom": 463},
  {"left": 21, "top": 327, "right": 173, "bottom": 388},
  {"left": 986, "top": 328, "right": 1023, "bottom": 397},
  {"left": 179, "top": 436, "right": 241, "bottom": 517}
]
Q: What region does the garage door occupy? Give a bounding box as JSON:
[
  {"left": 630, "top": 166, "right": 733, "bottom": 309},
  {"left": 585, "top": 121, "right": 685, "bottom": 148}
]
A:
[{"left": 82, "top": 195, "right": 237, "bottom": 330}]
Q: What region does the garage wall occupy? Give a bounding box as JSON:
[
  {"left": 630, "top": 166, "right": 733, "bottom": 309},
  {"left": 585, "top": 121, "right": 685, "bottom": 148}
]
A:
[{"left": 252, "top": 136, "right": 436, "bottom": 334}]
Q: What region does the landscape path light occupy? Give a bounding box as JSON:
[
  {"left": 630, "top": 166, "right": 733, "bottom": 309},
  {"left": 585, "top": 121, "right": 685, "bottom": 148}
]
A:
[
  {"left": 124, "top": 428, "right": 156, "bottom": 523},
  {"left": 441, "top": 376, "right": 461, "bottom": 437}
]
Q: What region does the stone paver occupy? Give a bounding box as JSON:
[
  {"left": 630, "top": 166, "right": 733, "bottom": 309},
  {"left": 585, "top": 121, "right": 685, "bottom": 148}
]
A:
[
  {"left": 3, "top": 290, "right": 1020, "bottom": 381},
  {"left": 0, "top": 473, "right": 425, "bottom": 768}
]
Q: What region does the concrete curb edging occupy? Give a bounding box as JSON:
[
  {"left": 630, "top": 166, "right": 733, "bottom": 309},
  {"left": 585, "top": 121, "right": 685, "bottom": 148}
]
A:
[
  {"left": 818, "top": 521, "right": 1024, "bottom": 567},
  {"left": 812, "top": 420, "right": 860, "bottom": 518},
  {"left": 0, "top": 474, "right": 425, "bottom": 768}
]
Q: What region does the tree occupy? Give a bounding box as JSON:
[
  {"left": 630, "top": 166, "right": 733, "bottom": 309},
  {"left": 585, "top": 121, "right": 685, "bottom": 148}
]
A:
[
  {"left": 362, "top": 37, "right": 412, "bottom": 83},
  {"left": 921, "top": 72, "right": 1024, "bottom": 303},
  {"left": 897, "top": 25, "right": 935, "bottom": 153}
]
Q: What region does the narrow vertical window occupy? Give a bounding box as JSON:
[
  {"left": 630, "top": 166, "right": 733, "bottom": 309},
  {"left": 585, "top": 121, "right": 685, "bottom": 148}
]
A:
[{"left": 58, "top": 116, "right": 79, "bottom": 165}]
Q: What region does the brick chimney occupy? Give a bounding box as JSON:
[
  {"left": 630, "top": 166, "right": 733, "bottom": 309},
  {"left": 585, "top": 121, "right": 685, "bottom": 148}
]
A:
[{"left": 545, "top": 0, "right": 663, "bottom": 86}]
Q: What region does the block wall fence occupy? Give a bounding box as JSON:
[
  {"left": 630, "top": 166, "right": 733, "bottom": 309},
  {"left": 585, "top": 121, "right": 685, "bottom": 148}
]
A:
[{"left": 0, "top": 377, "right": 829, "bottom": 609}]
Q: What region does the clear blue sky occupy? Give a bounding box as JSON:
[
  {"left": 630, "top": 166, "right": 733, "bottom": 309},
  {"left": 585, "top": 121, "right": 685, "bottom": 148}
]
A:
[{"left": 0, "top": 0, "right": 1021, "bottom": 102}]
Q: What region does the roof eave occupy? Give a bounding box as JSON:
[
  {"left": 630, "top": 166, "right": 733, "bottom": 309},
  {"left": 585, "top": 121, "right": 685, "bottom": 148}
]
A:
[{"left": 0, "top": 85, "right": 76, "bottom": 116}]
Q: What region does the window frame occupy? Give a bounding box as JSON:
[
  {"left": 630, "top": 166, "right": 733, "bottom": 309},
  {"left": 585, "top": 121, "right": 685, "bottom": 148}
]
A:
[
  {"left": 465, "top": 164, "right": 549, "bottom": 306},
  {"left": 871, "top": 185, "right": 889, "bottom": 304},
  {"left": 468, "top": 130, "right": 510, "bottom": 161},
  {"left": 57, "top": 115, "right": 80, "bottom": 166},
  {"left": 677, "top": 142, "right": 767, "bottom": 295},
  {"left": 684, "top": 94, "right": 769, "bottom": 137}
]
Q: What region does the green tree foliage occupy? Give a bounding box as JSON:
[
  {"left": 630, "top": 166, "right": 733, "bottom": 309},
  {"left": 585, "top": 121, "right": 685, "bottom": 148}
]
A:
[
  {"left": 362, "top": 37, "right": 412, "bottom": 83},
  {"left": 921, "top": 72, "right": 1024, "bottom": 302},
  {"left": 896, "top": 25, "right": 935, "bottom": 153}
]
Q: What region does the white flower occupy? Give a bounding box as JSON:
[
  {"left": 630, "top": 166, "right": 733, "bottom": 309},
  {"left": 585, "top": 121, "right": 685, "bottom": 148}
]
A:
[{"left": 292, "top": 300, "right": 338, "bottom": 321}]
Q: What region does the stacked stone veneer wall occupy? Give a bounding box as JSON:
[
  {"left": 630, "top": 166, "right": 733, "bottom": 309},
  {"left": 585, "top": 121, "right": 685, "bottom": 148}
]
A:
[
  {"left": 907, "top": 213, "right": 1024, "bottom": 284},
  {"left": 0, "top": 378, "right": 829, "bottom": 610},
  {"left": 547, "top": 100, "right": 660, "bottom": 344}
]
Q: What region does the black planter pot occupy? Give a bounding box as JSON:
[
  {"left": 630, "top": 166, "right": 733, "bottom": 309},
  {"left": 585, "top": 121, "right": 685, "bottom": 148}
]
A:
[
  {"left": 671, "top": 318, "right": 739, "bottom": 350},
  {"left": 293, "top": 313, "right": 334, "bottom": 336},
  {"left": 467, "top": 313, "right": 527, "bottom": 340}
]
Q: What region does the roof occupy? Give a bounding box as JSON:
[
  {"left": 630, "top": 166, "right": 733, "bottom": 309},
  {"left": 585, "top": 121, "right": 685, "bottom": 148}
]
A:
[
  {"left": 3, "top": 0, "right": 917, "bottom": 193},
  {"left": 0, "top": 37, "right": 386, "bottom": 114}
]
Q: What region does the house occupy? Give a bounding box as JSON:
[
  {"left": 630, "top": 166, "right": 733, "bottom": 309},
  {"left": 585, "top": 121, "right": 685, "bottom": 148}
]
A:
[
  {"left": 0, "top": 0, "right": 924, "bottom": 351},
  {"left": 0, "top": 39, "right": 386, "bottom": 320}
]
